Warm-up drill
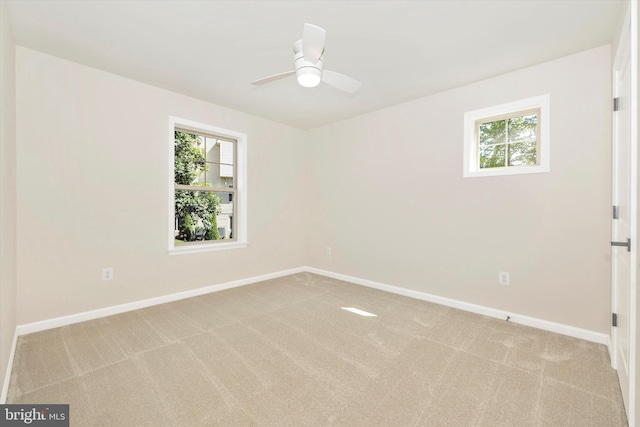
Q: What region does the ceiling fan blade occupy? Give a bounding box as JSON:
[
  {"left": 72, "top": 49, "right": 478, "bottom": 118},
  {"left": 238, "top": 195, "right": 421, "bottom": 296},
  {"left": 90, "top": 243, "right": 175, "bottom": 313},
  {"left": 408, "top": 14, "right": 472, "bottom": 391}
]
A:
[
  {"left": 251, "top": 70, "right": 296, "bottom": 85},
  {"left": 322, "top": 70, "right": 362, "bottom": 93},
  {"left": 302, "top": 23, "right": 326, "bottom": 63}
]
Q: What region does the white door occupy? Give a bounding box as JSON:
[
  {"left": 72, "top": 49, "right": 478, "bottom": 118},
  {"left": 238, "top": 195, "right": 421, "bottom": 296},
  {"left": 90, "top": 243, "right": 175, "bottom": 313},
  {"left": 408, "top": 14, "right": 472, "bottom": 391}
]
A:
[{"left": 612, "top": 12, "right": 634, "bottom": 418}]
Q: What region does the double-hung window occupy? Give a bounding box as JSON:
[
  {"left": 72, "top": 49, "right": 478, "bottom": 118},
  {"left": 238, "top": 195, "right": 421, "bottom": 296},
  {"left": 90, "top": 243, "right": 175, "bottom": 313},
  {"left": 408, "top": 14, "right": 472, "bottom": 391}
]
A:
[
  {"left": 169, "top": 117, "right": 247, "bottom": 254},
  {"left": 464, "top": 94, "right": 550, "bottom": 177}
]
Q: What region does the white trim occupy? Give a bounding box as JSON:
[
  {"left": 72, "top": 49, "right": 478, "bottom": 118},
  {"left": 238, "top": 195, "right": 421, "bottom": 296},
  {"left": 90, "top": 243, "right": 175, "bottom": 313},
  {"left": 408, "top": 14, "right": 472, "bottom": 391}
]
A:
[
  {"left": 169, "top": 241, "right": 248, "bottom": 255},
  {"left": 16, "top": 267, "right": 305, "bottom": 336},
  {"left": 13, "top": 265, "right": 610, "bottom": 345},
  {"left": 0, "top": 329, "right": 18, "bottom": 403},
  {"left": 168, "top": 116, "right": 248, "bottom": 254},
  {"left": 630, "top": 1, "right": 639, "bottom": 424},
  {"left": 610, "top": 4, "right": 639, "bottom": 425},
  {"left": 611, "top": 7, "right": 632, "bottom": 373},
  {"left": 305, "top": 267, "right": 609, "bottom": 345},
  {"left": 463, "top": 94, "right": 551, "bottom": 178},
  {"left": 606, "top": 335, "right": 613, "bottom": 366}
]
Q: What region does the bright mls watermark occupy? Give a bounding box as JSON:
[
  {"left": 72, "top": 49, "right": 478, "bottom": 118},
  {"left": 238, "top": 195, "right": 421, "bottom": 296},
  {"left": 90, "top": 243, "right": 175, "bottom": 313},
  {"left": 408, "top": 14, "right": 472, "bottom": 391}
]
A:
[{"left": 0, "top": 405, "right": 69, "bottom": 426}]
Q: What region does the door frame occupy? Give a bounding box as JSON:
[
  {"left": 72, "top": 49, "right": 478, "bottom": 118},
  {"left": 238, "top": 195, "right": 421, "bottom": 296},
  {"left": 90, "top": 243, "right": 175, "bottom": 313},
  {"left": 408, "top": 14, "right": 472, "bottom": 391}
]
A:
[
  {"left": 611, "top": 3, "right": 633, "bottom": 402},
  {"left": 632, "top": 0, "right": 639, "bottom": 424},
  {"left": 611, "top": 2, "right": 639, "bottom": 425}
]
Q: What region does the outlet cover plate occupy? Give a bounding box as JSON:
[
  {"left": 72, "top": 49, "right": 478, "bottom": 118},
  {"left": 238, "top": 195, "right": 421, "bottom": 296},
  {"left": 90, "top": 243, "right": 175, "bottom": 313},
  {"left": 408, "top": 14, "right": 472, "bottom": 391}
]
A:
[
  {"left": 498, "top": 271, "right": 510, "bottom": 285},
  {"left": 102, "top": 267, "right": 114, "bottom": 281}
]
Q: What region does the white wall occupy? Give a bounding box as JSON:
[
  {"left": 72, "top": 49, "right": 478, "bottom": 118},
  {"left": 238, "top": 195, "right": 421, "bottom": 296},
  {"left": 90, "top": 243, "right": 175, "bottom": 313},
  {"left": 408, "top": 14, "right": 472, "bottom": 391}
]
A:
[
  {"left": 0, "top": 1, "right": 17, "bottom": 395},
  {"left": 13, "top": 42, "right": 614, "bottom": 337},
  {"left": 15, "top": 47, "right": 308, "bottom": 324},
  {"left": 307, "top": 45, "right": 612, "bottom": 334}
]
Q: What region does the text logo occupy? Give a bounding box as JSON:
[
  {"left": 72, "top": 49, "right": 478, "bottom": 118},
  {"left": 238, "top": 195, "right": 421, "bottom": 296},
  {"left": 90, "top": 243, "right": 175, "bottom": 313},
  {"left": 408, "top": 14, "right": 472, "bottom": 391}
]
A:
[{"left": 0, "top": 405, "right": 69, "bottom": 426}]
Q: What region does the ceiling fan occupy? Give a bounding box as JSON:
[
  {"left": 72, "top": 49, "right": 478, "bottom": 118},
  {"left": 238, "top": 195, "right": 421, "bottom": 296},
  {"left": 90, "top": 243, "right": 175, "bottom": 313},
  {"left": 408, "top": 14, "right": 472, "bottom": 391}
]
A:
[{"left": 251, "top": 23, "right": 362, "bottom": 93}]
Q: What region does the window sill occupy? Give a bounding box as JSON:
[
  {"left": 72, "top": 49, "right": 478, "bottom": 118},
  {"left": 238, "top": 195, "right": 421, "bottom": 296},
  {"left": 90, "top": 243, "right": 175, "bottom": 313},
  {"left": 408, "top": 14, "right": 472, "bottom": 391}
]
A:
[
  {"left": 464, "top": 164, "right": 550, "bottom": 178},
  {"left": 169, "top": 241, "right": 248, "bottom": 255}
]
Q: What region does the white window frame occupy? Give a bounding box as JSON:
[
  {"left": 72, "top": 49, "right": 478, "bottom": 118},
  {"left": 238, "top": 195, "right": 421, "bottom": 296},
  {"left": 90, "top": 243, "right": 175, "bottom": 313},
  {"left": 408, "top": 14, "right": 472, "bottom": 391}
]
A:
[
  {"left": 463, "top": 94, "right": 550, "bottom": 178},
  {"left": 168, "top": 117, "right": 247, "bottom": 255}
]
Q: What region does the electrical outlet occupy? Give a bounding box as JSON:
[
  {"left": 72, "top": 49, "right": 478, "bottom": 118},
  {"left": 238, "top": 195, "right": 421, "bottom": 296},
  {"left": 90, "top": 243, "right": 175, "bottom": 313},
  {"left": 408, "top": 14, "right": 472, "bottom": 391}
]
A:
[
  {"left": 102, "top": 267, "right": 114, "bottom": 281},
  {"left": 326, "top": 247, "right": 332, "bottom": 256},
  {"left": 498, "top": 271, "right": 510, "bottom": 285}
]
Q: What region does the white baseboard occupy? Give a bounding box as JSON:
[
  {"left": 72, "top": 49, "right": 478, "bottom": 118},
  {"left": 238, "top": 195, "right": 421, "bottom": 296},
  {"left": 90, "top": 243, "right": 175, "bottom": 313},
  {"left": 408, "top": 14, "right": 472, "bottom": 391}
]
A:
[
  {"left": 15, "top": 265, "right": 610, "bottom": 346},
  {"left": 16, "top": 267, "right": 306, "bottom": 336},
  {"left": 304, "top": 267, "right": 611, "bottom": 346},
  {"left": 0, "top": 329, "right": 18, "bottom": 404},
  {"left": 12, "top": 264, "right": 610, "bottom": 348}
]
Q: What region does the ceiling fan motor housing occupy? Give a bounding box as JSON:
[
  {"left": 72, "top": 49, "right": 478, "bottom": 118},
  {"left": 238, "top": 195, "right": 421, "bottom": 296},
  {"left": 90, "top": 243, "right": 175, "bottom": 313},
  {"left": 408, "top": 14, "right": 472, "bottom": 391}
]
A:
[{"left": 293, "top": 39, "right": 323, "bottom": 87}]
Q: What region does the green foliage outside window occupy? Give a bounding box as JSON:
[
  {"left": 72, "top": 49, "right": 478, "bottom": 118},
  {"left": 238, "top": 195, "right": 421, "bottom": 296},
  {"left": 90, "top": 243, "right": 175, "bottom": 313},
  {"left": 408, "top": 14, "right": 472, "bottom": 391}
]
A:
[{"left": 479, "top": 114, "right": 537, "bottom": 169}]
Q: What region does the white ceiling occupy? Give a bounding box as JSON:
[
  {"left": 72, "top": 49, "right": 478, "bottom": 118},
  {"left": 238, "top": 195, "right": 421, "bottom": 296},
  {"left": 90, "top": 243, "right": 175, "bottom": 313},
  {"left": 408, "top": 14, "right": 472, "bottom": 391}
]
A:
[{"left": 6, "top": 0, "right": 627, "bottom": 130}]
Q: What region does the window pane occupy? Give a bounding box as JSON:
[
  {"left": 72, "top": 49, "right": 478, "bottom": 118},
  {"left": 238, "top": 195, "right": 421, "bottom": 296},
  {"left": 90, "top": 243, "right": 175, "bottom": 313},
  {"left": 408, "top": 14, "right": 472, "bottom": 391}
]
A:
[
  {"left": 219, "top": 141, "right": 234, "bottom": 178},
  {"left": 175, "top": 132, "right": 235, "bottom": 189},
  {"left": 174, "top": 131, "right": 206, "bottom": 185},
  {"left": 479, "top": 144, "right": 506, "bottom": 169},
  {"left": 174, "top": 189, "right": 225, "bottom": 244},
  {"left": 204, "top": 138, "right": 234, "bottom": 188},
  {"left": 174, "top": 189, "right": 235, "bottom": 244},
  {"left": 508, "top": 141, "right": 537, "bottom": 166},
  {"left": 479, "top": 120, "right": 506, "bottom": 146},
  {"left": 215, "top": 191, "right": 234, "bottom": 240},
  {"left": 508, "top": 114, "right": 537, "bottom": 143},
  {"left": 198, "top": 137, "right": 218, "bottom": 186}
]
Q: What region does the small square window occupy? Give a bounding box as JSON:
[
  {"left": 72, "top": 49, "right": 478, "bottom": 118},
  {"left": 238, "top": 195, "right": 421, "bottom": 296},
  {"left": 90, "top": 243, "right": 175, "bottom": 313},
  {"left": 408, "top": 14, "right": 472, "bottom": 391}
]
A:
[{"left": 464, "top": 95, "right": 550, "bottom": 177}]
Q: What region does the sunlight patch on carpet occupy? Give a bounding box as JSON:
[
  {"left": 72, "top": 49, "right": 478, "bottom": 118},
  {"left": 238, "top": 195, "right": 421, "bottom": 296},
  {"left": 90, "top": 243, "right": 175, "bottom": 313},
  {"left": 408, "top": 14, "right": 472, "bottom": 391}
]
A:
[{"left": 341, "top": 307, "right": 377, "bottom": 317}]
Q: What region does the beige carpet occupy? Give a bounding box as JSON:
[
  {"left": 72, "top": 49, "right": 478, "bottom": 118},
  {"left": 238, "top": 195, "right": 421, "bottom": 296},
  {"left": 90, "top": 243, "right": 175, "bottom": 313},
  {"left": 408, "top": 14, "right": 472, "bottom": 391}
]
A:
[{"left": 6, "top": 273, "right": 627, "bottom": 426}]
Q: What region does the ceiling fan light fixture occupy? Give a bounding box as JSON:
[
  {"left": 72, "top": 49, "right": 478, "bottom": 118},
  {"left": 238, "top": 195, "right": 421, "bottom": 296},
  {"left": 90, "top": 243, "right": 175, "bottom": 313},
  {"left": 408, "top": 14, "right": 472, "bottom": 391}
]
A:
[
  {"left": 296, "top": 67, "right": 322, "bottom": 88},
  {"left": 251, "top": 23, "right": 361, "bottom": 93}
]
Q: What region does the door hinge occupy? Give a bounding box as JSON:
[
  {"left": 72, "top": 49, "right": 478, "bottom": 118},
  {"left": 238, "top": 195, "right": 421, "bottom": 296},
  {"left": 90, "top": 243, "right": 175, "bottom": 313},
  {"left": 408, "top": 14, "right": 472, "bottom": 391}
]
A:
[
  {"left": 613, "top": 313, "right": 618, "bottom": 327},
  {"left": 614, "top": 97, "right": 621, "bottom": 112},
  {"left": 611, "top": 238, "right": 631, "bottom": 252},
  {"left": 613, "top": 205, "right": 620, "bottom": 219}
]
